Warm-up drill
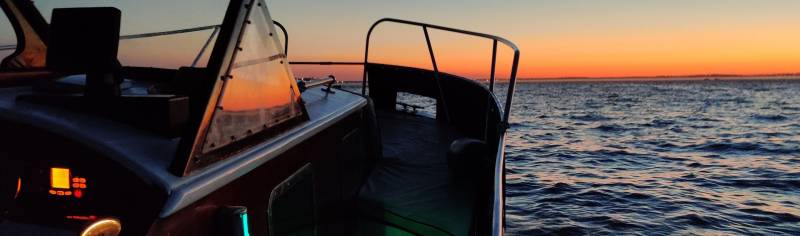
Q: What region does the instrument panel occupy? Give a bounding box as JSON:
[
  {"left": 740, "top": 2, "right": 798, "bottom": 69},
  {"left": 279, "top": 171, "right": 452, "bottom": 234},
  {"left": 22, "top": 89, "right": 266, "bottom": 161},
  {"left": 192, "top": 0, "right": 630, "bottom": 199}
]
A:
[{"left": 0, "top": 121, "right": 166, "bottom": 235}]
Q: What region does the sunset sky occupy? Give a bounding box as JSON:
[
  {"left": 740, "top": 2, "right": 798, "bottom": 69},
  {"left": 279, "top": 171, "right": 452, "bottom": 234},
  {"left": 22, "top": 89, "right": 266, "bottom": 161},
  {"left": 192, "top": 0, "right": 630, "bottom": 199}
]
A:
[
  {"left": 3, "top": 1, "right": 799, "bottom": 80},
  {"left": 269, "top": 0, "right": 800, "bottom": 80}
]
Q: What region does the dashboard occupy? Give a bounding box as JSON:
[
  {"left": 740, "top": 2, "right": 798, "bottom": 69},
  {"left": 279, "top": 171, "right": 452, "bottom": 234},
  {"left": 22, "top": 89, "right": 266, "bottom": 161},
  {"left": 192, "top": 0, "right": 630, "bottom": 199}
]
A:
[{"left": 0, "top": 121, "right": 166, "bottom": 235}]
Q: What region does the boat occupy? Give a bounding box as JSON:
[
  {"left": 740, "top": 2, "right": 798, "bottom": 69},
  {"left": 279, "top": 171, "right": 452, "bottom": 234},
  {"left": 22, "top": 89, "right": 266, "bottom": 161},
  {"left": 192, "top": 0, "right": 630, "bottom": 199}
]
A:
[{"left": 0, "top": 0, "right": 519, "bottom": 235}]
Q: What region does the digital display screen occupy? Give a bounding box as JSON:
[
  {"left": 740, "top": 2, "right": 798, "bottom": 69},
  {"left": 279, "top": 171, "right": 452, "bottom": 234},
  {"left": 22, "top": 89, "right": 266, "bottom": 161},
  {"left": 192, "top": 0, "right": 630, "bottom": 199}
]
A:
[
  {"left": 48, "top": 167, "right": 86, "bottom": 198},
  {"left": 50, "top": 168, "right": 71, "bottom": 189}
]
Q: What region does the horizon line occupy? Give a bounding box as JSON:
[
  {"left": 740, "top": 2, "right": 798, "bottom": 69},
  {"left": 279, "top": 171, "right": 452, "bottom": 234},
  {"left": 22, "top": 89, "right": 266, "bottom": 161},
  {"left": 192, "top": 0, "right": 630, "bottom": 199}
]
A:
[{"left": 517, "top": 72, "right": 800, "bottom": 81}]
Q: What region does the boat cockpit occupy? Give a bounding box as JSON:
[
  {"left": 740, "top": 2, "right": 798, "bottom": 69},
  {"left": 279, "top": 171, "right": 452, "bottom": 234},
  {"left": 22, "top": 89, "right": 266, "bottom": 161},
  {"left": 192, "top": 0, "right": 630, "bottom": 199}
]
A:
[{"left": 0, "top": 0, "right": 519, "bottom": 235}]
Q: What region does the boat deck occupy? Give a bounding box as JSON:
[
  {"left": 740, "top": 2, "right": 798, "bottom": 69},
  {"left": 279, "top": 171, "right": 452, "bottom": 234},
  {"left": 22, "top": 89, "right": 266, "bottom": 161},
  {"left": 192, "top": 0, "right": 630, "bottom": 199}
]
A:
[{"left": 358, "top": 111, "right": 475, "bottom": 236}]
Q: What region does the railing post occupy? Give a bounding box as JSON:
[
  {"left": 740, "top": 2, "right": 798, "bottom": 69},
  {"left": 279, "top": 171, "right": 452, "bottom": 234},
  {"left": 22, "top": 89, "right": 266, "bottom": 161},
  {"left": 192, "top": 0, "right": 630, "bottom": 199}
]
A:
[
  {"left": 272, "top": 20, "right": 288, "bottom": 56},
  {"left": 363, "top": 21, "right": 380, "bottom": 96},
  {"left": 423, "top": 26, "right": 451, "bottom": 123},
  {"left": 192, "top": 26, "right": 221, "bottom": 67},
  {"left": 489, "top": 39, "right": 498, "bottom": 91},
  {"left": 502, "top": 50, "right": 519, "bottom": 125}
]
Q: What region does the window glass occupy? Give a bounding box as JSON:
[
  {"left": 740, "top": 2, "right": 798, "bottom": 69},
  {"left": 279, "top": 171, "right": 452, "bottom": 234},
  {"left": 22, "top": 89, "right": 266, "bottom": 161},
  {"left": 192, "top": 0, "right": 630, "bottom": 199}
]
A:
[
  {"left": 0, "top": 6, "right": 17, "bottom": 61},
  {"left": 201, "top": 0, "right": 304, "bottom": 153},
  {"left": 32, "top": 0, "right": 226, "bottom": 68}
]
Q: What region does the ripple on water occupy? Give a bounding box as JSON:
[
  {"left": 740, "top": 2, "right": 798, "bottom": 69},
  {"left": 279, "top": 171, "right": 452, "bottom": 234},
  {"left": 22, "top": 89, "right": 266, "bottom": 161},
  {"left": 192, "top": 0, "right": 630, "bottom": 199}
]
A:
[
  {"left": 568, "top": 113, "right": 610, "bottom": 122},
  {"left": 720, "top": 178, "right": 800, "bottom": 191},
  {"left": 751, "top": 113, "right": 788, "bottom": 122},
  {"left": 591, "top": 124, "right": 634, "bottom": 133},
  {"left": 643, "top": 118, "right": 676, "bottom": 128},
  {"left": 689, "top": 141, "right": 761, "bottom": 153}
]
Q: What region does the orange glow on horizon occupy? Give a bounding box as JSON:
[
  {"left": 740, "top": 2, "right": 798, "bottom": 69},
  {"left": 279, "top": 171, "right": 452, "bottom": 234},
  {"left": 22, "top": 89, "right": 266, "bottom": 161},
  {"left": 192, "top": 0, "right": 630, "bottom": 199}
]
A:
[
  {"left": 280, "top": 2, "right": 800, "bottom": 81},
  {"left": 295, "top": 23, "right": 800, "bottom": 80}
]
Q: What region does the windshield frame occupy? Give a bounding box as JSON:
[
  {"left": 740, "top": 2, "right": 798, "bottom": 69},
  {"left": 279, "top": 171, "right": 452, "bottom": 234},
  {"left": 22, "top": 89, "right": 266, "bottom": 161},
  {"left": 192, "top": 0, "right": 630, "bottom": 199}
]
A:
[{"left": 170, "top": 0, "right": 308, "bottom": 176}]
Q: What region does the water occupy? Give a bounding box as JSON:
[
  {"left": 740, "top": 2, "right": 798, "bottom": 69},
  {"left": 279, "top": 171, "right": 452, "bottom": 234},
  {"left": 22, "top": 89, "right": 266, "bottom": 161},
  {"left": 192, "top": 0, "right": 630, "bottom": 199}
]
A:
[{"left": 502, "top": 80, "right": 800, "bottom": 235}]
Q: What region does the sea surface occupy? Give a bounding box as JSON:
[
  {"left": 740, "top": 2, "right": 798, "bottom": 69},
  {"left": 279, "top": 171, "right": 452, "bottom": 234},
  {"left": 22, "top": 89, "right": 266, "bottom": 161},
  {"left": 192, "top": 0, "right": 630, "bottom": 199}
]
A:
[{"left": 499, "top": 80, "right": 800, "bottom": 235}]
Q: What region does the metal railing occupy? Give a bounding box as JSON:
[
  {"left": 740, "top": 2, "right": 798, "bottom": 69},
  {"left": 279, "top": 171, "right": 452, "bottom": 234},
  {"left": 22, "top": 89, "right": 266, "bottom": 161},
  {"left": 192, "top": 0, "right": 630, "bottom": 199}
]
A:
[
  {"left": 363, "top": 18, "right": 520, "bottom": 125},
  {"left": 363, "top": 18, "right": 519, "bottom": 235}
]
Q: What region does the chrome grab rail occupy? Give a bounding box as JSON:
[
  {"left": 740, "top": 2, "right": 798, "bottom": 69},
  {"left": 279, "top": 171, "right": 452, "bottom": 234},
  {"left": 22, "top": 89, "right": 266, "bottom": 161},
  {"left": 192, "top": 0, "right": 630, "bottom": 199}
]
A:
[
  {"left": 363, "top": 18, "right": 520, "bottom": 125},
  {"left": 0, "top": 44, "right": 15, "bottom": 51},
  {"left": 492, "top": 135, "right": 507, "bottom": 236},
  {"left": 298, "top": 75, "right": 336, "bottom": 91}
]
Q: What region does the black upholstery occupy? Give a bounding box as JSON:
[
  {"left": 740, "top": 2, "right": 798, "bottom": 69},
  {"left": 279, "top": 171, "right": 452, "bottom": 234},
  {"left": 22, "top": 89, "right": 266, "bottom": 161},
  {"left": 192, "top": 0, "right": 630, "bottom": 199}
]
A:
[
  {"left": 447, "top": 138, "right": 489, "bottom": 180},
  {"left": 358, "top": 111, "right": 474, "bottom": 236}
]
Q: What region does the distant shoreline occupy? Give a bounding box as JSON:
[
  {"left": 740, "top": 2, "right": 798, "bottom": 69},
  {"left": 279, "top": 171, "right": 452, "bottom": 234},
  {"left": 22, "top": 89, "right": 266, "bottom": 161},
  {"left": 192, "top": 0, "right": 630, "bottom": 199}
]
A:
[
  {"left": 336, "top": 75, "right": 800, "bottom": 84},
  {"left": 513, "top": 76, "right": 800, "bottom": 83}
]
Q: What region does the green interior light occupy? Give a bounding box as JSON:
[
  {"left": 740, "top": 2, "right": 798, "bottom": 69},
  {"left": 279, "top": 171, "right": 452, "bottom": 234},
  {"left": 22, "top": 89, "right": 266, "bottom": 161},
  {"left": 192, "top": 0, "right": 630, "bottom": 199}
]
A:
[{"left": 240, "top": 212, "right": 250, "bottom": 236}]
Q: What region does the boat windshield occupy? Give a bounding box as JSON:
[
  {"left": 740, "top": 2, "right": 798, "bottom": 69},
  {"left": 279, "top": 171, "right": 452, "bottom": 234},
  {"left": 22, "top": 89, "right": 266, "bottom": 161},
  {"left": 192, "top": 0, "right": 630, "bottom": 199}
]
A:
[
  {"left": 10, "top": 0, "right": 228, "bottom": 69},
  {"left": 0, "top": 12, "right": 13, "bottom": 61}
]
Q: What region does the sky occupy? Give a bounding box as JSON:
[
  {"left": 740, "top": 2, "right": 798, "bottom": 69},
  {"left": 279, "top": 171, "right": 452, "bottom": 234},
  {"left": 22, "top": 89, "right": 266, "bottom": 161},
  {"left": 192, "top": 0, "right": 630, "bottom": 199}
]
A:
[
  {"left": 3, "top": 1, "right": 800, "bottom": 80},
  {"left": 268, "top": 0, "right": 800, "bottom": 80}
]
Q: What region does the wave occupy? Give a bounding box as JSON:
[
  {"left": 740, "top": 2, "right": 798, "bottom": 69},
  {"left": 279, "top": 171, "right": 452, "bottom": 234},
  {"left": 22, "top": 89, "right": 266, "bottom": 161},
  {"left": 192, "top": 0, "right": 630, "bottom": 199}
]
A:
[
  {"left": 720, "top": 178, "right": 800, "bottom": 191},
  {"left": 692, "top": 142, "right": 760, "bottom": 152},
  {"left": 667, "top": 213, "right": 722, "bottom": 227},
  {"left": 687, "top": 141, "right": 796, "bottom": 155},
  {"left": 569, "top": 113, "right": 611, "bottom": 121},
  {"left": 540, "top": 182, "right": 577, "bottom": 194},
  {"left": 643, "top": 118, "right": 676, "bottom": 128},
  {"left": 738, "top": 208, "right": 800, "bottom": 223},
  {"left": 591, "top": 124, "right": 634, "bottom": 133},
  {"left": 751, "top": 114, "right": 789, "bottom": 122}
]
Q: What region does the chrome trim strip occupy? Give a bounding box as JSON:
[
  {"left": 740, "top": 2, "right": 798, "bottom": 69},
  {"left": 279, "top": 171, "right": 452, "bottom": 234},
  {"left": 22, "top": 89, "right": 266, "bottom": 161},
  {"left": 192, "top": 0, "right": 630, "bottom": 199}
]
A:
[
  {"left": 492, "top": 134, "right": 507, "bottom": 236},
  {"left": 159, "top": 95, "right": 367, "bottom": 217}
]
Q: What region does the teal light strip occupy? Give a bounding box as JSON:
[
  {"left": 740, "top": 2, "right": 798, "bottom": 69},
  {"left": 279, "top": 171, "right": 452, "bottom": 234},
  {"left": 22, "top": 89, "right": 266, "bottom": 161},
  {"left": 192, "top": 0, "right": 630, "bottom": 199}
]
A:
[{"left": 241, "top": 212, "right": 250, "bottom": 236}]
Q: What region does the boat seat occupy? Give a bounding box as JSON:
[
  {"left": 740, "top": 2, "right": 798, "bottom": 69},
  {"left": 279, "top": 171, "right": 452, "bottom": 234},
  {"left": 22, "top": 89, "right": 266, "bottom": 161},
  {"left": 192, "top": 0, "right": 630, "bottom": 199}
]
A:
[{"left": 358, "top": 111, "right": 475, "bottom": 236}]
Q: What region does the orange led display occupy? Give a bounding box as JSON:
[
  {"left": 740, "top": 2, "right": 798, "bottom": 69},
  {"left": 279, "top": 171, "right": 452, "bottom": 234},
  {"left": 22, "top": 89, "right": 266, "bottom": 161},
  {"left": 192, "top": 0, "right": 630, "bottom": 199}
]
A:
[
  {"left": 51, "top": 168, "right": 71, "bottom": 189},
  {"left": 49, "top": 168, "right": 87, "bottom": 199},
  {"left": 66, "top": 215, "right": 97, "bottom": 221},
  {"left": 15, "top": 177, "right": 21, "bottom": 199}
]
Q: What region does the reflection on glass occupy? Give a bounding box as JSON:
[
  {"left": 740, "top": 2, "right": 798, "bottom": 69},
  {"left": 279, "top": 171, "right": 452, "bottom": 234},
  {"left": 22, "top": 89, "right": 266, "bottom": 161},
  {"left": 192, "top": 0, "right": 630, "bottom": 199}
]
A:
[
  {"left": 119, "top": 29, "right": 219, "bottom": 68},
  {"left": 201, "top": 1, "right": 304, "bottom": 153},
  {"left": 0, "top": 8, "right": 15, "bottom": 62}
]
